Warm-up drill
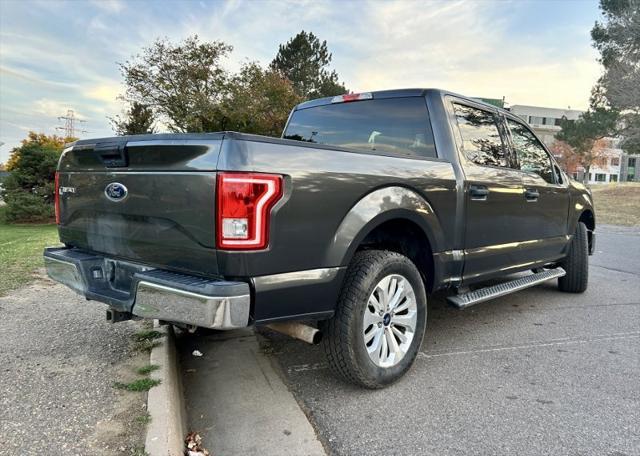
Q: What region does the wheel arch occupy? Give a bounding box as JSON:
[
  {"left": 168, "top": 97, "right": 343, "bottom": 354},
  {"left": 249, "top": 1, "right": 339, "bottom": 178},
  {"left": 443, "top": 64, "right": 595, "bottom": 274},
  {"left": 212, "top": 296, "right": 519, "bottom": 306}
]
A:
[
  {"left": 579, "top": 209, "right": 595, "bottom": 231},
  {"left": 325, "top": 186, "right": 445, "bottom": 291},
  {"left": 578, "top": 209, "right": 595, "bottom": 253}
]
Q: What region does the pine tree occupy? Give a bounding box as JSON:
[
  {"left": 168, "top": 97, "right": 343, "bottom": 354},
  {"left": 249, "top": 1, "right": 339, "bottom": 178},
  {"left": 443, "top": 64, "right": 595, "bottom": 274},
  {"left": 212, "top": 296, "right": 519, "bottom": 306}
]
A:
[
  {"left": 110, "top": 102, "right": 156, "bottom": 135},
  {"left": 270, "top": 31, "right": 347, "bottom": 99}
]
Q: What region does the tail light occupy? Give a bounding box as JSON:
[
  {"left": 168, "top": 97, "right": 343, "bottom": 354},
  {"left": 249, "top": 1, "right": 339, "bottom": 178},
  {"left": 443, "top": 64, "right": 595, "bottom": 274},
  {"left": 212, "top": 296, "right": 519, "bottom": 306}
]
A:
[
  {"left": 54, "top": 171, "right": 60, "bottom": 224},
  {"left": 216, "top": 173, "right": 283, "bottom": 250}
]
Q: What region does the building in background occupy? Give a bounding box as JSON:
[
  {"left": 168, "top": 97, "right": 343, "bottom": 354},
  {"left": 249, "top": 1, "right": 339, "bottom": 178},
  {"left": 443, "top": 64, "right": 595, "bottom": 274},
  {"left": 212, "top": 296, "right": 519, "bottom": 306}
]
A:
[
  {"left": 509, "top": 104, "right": 638, "bottom": 184},
  {"left": 509, "top": 105, "right": 583, "bottom": 147},
  {"left": 620, "top": 155, "right": 638, "bottom": 182}
]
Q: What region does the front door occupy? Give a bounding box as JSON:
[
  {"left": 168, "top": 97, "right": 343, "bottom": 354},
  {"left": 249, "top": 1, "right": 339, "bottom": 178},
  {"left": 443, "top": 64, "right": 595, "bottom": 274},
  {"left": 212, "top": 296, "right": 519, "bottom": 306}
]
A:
[{"left": 505, "top": 117, "right": 571, "bottom": 264}]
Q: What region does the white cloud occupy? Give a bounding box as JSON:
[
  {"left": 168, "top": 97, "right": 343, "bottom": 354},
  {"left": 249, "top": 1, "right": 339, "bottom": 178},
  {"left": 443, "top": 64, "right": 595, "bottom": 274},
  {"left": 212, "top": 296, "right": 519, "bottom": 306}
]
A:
[
  {"left": 90, "top": 0, "right": 126, "bottom": 13},
  {"left": 339, "top": 0, "right": 600, "bottom": 110},
  {"left": 34, "top": 99, "right": 78, "bottom": 118},
  {"left": 84, "top": 82, "right": 122, "bottom": 104}
]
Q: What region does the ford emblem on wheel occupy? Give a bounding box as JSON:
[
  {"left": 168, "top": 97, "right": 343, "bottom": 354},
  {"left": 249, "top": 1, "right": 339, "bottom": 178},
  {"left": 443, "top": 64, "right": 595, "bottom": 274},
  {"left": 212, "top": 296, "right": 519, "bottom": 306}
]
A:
[{"left": 104, "top": 182, "right": 128, "bottom": 201}]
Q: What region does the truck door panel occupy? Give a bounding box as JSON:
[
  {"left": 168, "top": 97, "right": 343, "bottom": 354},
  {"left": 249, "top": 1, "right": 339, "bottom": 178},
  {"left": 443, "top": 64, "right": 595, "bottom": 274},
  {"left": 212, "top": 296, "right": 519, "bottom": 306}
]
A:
[
  {"left": 448, "top": 101, "right": 531, "bottom": 282},
  {"left": 506, "top": 118, "right": 570, "bottom": 263}
]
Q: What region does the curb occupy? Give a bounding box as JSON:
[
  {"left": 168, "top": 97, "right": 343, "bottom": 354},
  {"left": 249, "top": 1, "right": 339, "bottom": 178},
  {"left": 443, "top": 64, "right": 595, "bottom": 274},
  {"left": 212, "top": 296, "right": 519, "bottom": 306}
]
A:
[
  {"left": 179, "top": 328, "right": 326, "bottom": 455},
  {"left": 145, "top": 323, "right": 186, "bottom": 456}
]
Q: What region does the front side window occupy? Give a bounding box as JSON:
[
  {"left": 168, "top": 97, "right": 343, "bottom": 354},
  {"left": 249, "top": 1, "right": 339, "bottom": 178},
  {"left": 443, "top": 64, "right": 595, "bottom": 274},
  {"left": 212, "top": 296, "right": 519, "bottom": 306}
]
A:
[
  {"left": 507, "top": 119, "right": 554, "bottom": 183},
  {"left": 283, "top": 97, "right": 436, "bottom": 158},
  {"left": 452, "top": 104, "right": 507, "bottom": 167}
]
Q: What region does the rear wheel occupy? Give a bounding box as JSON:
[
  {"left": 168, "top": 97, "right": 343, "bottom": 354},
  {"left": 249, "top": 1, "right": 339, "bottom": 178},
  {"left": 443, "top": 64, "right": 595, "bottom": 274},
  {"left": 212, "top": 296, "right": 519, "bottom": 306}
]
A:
[
  {"left": 558, "top": 222, "right": 589, "bottom": 293},
  {"left": 321, "top": 250, "right": 427, "bottom": 389}
]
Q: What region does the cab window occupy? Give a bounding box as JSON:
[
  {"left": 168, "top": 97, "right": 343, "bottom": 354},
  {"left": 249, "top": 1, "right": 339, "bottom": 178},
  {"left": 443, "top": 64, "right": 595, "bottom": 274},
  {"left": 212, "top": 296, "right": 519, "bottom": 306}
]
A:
[
  {"left": 507, "top": 119, "right": 554, "bottom": 183},
  {"left": 453, "top": 103, "right": 508, "bottom": 167},
  {"left": 283, "top": 97, "right": 437, "bottom": 158}
]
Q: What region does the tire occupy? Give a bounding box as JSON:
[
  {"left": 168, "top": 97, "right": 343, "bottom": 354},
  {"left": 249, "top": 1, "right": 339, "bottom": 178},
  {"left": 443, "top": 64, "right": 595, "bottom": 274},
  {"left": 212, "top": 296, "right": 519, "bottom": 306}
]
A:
[
  {"left": 558, "top": 222, "right": 589, "bottom": 293},
  {"left": 321, "top": 250, "right": 427, "bottom": 389}
]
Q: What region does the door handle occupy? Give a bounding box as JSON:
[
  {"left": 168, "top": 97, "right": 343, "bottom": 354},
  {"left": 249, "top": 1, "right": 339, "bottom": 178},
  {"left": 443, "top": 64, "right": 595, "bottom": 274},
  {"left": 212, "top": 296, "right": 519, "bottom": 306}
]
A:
[
  {"left": 469, "top": 185, "right": 489, "bottom": 200},
  {"left": 525, "top": 188, "right": 539, "bottom": 201}
]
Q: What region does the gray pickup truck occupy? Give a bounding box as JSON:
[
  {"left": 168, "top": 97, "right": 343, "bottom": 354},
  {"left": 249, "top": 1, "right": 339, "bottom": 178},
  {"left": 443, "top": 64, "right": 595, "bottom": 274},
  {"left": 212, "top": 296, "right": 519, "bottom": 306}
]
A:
[{"left": 45, "top": 89, "right": 595, "bottom": 388}]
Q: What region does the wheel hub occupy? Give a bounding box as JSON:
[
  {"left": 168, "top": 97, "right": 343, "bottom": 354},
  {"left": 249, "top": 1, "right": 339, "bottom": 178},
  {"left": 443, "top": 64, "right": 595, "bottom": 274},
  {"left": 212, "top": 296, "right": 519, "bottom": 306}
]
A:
[{"left": 362, "top": 274, "right": 418, "bottom": 368}]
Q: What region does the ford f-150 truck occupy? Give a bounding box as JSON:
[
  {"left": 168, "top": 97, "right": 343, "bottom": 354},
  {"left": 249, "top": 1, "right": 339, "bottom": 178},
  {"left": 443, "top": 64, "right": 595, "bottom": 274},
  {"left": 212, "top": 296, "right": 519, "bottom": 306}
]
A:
[{"left": 44, "top": 89, "right": 595, "bottom": 388}]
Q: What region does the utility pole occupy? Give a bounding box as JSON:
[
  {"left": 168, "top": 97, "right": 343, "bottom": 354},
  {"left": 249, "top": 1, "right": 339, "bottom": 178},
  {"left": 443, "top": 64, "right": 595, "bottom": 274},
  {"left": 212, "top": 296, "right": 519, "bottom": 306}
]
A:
[{"left": 56, "top": 110, "right": 88, "bottom": 138}]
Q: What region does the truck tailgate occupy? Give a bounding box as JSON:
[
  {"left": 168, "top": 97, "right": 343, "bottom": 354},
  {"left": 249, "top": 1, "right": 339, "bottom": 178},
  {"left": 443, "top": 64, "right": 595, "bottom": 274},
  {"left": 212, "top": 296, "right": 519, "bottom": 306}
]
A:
[{"left": 57, "top": 136, "right": 223, "bottom": 276}]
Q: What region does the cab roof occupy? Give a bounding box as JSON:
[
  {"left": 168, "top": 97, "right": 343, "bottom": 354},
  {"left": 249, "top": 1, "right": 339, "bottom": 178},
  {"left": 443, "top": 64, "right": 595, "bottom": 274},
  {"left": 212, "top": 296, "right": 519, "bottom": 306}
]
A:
[{"left": 295, "top": 88, "right": 510, "bottom": 116}]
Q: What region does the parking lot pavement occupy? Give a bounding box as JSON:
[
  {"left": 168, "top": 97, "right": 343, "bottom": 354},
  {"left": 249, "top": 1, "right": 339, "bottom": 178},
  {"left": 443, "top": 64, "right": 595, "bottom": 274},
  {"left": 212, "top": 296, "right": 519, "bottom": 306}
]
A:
[
  {"left": 0, "top": 278, "right": 145, "bottom": 456},
  {"left": 267, "top": 227, "right": 640, "bottom": 456}
]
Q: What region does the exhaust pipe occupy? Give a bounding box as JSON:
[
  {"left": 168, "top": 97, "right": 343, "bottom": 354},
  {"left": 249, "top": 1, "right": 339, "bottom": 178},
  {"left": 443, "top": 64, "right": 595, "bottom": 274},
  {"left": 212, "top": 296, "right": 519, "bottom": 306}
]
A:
[{"left": 266, "top": 322, "right": 321, "bottom": 344}]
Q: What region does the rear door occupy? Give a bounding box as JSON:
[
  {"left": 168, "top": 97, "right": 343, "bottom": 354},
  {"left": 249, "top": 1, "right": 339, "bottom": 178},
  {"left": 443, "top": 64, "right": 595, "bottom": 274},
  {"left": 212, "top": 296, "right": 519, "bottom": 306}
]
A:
[
  {"left": 504, "top": 117, "right": 570, "bottom": 263},
  {"left": 447, "top": 99, "right": 530, "bottom": 283}
]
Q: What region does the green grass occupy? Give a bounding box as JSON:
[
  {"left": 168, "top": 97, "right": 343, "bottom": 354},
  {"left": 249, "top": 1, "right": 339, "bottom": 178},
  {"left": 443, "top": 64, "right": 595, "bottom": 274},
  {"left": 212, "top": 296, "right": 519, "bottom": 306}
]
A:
[
  {"left": 135, "top": 413, "right": 152, "bottom": 425},
  {"left": 130, "top": 446, "right": 149, "bottom": 456},
  {"left": 132, "top": 329, "right": 164, "bottom": 352},
  {"left": 136, "top": 364, "right": 160, "bottom": 375},
  {"left": 0, "top": 206, "right": 59, "bottom": 295},
  {"left": 113, "top": 378, "right": 161, "bottom": 392},
  {"left": 134, "top": 330, "right": 164, "bottom": 342}
]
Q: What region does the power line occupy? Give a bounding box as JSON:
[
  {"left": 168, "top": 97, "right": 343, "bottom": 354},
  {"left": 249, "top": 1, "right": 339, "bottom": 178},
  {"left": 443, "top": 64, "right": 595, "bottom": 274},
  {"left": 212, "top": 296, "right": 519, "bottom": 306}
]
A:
[{"left": 56, "top": 110, "right": 88, "bottom": 138}]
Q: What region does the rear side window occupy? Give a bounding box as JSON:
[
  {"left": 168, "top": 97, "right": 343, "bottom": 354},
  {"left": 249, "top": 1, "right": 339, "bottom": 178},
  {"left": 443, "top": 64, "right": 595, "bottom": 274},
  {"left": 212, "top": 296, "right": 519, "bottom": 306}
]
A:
[
  {"left": 283, "top": 97, "right": 436, "bottom": 158},
  {"left": 453, "top": 103, "right": 508, "bottom": 167},
  {"left": 507, "top": 119, "right": 554, "bottom": 183}
]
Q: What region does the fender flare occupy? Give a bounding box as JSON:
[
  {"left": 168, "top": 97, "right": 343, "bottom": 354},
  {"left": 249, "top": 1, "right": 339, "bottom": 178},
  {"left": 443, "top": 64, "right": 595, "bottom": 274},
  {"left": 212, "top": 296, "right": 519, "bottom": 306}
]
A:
[
  {"left": 324, "top": 186, "right": 446, "bottom": 267},
  {"left": 568, "top": 190, "right": 596, "bottom": 233}
]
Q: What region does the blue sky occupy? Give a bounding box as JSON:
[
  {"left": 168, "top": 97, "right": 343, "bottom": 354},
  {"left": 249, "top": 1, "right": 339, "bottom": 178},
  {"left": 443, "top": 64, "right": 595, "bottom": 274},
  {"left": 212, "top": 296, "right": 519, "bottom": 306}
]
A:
[{"left": 0, "top": 0, "right": 602, "bottom": 163}]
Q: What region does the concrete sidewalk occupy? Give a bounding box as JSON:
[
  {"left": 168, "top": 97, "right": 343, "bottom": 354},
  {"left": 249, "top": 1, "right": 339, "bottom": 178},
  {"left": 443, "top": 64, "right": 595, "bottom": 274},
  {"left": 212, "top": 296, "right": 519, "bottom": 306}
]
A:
[{"left": 177, "top": 328, "right": 326, "bottom": 456}]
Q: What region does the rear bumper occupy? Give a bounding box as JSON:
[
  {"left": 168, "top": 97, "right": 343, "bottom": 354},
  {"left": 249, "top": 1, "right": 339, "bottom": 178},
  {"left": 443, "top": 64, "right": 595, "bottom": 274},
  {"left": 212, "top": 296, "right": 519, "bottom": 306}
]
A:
[{"left": 43, "top": 247, "right": 250, "bottom": 329}]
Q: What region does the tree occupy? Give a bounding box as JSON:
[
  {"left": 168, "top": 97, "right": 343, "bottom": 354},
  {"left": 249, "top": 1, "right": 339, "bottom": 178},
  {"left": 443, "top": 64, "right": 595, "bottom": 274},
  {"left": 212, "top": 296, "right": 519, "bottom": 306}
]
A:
[
  {"left": 551, "top": 138, "right": 611, "bottom": 179},
  {"left": 1, "top": 132, "right": 70, "bottom": 222},
  {"left": 110, "top": 102, "right": 156, "bottom": 135},
  {"left": 550, "top": 140, "right": 581, "bottom": 175},
  {"left": 270, "top": 31, "right": 347, "bottom": 99},
  {"left": 556, "top": 109, "right": 618, "bottom": 182},
  {"left": 118, "top": 36, "right": 232, "bottom": 132},
  {"left": 591, "top": 0, "right": 640, "bottom": 153},
  {"left": 119, "top": 35, "right": 304, "bottom": 137},
  {"left": 223, "top": 62, "right": 303, "bottom": 137}
]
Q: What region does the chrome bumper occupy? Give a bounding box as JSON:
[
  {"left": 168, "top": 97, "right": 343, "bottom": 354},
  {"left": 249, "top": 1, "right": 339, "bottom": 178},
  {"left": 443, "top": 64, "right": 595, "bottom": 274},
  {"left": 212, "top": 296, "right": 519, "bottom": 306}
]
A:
[
  {"left": 44, "top": 247, "right": 250, "bottom": 329},
  {"left": 134, "top": 280, "right": 249, "bottom": 329}
]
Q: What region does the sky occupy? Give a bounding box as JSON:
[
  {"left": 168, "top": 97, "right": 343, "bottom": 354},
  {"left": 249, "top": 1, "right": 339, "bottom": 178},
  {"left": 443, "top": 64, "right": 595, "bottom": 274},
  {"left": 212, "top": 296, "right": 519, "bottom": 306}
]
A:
[{"left": 0, "top": 0, "right": 603, "bottom": 163}]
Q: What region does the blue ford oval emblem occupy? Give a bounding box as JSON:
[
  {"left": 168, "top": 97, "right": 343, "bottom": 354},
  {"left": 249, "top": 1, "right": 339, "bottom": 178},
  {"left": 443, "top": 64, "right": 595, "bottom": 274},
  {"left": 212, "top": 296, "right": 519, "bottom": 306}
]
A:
[{"left": 105, "top": 182, "right": 128, "bottom": 201}]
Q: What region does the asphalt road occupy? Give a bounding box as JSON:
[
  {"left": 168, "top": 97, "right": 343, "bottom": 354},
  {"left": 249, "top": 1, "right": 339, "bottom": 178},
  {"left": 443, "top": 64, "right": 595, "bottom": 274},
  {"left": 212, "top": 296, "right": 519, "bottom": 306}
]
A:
[{"left": 268, "top": 225, "right": 640, "bottom": 456}]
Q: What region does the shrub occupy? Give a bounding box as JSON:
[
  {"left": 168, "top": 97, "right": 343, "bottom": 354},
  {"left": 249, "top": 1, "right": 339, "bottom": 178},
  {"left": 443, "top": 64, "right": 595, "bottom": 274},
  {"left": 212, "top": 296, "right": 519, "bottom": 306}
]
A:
[
  {"left": 3, "top": 189, "right": 54, "bottom": 223},
  {"left": 1, "top": 132, "right": 70, "bottom": 223}
]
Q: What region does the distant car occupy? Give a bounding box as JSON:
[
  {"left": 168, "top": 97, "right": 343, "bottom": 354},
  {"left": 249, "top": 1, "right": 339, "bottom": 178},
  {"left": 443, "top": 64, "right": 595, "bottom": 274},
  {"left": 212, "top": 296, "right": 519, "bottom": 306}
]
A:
[{"left": 45, "top": 89, "right": 595, "bottom": 388}]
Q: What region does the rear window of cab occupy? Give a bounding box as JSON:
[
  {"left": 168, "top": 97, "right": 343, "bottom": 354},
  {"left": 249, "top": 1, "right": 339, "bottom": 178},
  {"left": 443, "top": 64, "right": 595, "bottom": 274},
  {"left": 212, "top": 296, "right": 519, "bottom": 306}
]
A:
[{"left": 283, "top": 97, "right": 437, "bottom": 159}]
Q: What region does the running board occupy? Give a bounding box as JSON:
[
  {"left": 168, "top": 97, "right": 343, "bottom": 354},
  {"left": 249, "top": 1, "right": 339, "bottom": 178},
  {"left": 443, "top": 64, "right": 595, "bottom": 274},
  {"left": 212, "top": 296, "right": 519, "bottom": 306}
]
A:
[{"left": 447, "top": 268, "right": 566, "bottom": 309}]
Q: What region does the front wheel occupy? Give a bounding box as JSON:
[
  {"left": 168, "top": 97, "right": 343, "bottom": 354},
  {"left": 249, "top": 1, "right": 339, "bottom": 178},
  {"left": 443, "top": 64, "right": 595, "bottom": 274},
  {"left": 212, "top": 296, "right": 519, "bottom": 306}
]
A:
[
  {"left": 558, "top": 222, "right": 589, "bottom": 293},
  {"left": 321, "top": 250, "right": 427, "bottom": 389}
]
